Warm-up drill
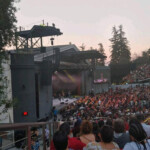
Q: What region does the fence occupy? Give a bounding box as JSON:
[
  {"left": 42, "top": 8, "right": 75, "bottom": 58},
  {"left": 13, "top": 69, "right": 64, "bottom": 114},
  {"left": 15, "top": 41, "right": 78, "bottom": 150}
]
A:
[{"left": 0, "top": 121, "right": 59, "bottom": 150}]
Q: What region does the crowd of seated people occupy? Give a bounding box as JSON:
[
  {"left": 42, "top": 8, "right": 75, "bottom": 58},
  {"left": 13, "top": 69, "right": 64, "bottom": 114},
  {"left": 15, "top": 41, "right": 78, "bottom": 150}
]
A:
[
  {"left": 51, "top": 114, "right": 150, "bottom": 150},
  {"left": 60, "top": 85, "right": 150, "bottom": 121},
  {"left": 50, "top": 85, "right": 150, "bottom": 150},
  {"left": 123, "top": 64, "right": 150, "bottom": 83}
]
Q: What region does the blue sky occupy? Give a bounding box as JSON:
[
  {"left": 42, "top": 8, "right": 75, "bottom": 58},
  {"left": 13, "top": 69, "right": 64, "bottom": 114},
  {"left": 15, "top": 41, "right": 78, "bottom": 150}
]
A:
[{"left": 15, "top": 0, "right": 150, "bottom": 62}]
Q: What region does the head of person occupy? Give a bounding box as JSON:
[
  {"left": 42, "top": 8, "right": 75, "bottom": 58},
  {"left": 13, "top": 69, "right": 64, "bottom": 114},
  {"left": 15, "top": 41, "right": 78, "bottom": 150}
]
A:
[
  {"left": 53, "top": 130, "right": 68, "bottom": 150},
  {"left": 129, "top": 117, "right": 139, "bottom": 126},
  {"left": 136, "top": 114, "right": 145, "bottom": 123},
  {"left": 92, "top": 122, "right": 99, "bottom": 134},
  {"left": 106, "top": 118, "right": 113, "bottom": 127},
  {"left": 114, "top": 118, "right": 125, "bottom": 133},
  {"left": 100, "top": 125, "right": 114, "bottom": 143},
  {"left": 98, "top": 120, "right": 104, "bottom": 129},
  {"left": 93, "top": 122, "right": 100, "bottom": 142},
  {"left": 129, "top": 122, "right": 147, "bottom": 149},
  {"left": 80, "top": 120, "right": 93, "bottom": 135},
  {"left": 59, "top": 122, "right": 70, "bottom": 135}
]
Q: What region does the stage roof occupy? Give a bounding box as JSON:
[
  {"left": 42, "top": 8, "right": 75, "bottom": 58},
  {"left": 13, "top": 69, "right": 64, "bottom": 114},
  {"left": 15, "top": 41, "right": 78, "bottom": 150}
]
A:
[
  {"left": 16, "top": 25, "right": 63, "bottom": 38},
  {"left": 60, "top": 50, "right": 106, "bottom": 62}
]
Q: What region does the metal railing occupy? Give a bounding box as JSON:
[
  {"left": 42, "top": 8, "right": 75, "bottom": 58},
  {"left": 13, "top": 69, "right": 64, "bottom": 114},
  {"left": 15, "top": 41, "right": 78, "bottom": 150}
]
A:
[{"left": 0, "top": 121, "right": 59, "bottom": 150}]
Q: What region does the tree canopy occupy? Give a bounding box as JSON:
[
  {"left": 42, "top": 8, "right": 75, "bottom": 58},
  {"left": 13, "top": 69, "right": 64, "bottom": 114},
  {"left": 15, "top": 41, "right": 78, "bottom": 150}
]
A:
[
  {"left": 0, "top": 0, "right": 18, "bottom": 116},
  {"left": 110, "top": 25, "right": 131, "bottom": 64},
  {"left": 97, "top": 43, "right": 106, "bottom": 66},
  {"left": 0, "top": 0, "right": 18, "bottom": 51},
  {"left": 109, "top": 25, "right": 131, "bottom": 83}
]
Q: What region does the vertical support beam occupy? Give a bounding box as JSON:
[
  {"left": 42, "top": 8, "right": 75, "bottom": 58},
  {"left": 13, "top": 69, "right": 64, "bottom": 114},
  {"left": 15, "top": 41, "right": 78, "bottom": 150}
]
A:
[
  {"left": 26, "top": 38, "right": 29, "bottom": 50},
  {"left": 27, "top": 126, "right": 31, "bottom": 150},
  {"left": 49, "top": 123, "right": 51, "bottom": 145},
  {"left": 41, "top": 37, "right": 43, "bottom": 47},
  {"left": 42, "top": 125, "right": 46, "bottom": 150},
  {"left": 15, "top": 31, "right": 18, "bottom": 50},
  {"left": 53, "top": 122, "right": 55, "bottom": 136},
  {"left": 31, "top": 38, "right": 33, "bottom": 48}
]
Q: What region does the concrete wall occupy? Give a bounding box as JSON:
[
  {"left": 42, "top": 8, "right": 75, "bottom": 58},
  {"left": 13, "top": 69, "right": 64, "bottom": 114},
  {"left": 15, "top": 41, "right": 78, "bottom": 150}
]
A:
[
  {"left": 81, "top": 67, "right": 110, "bottom": 95},
  {"left": 39, "top": 85, "right": 52, "bottom": 119},
  {"left": 93, "top": 83, "right": 109, "bottom": 94},
  {"left": 111, "top": 82, "right": 150, "bottom": 90},
  {"left": 0, "top": 55, "right": 13, "bottom": 123}
]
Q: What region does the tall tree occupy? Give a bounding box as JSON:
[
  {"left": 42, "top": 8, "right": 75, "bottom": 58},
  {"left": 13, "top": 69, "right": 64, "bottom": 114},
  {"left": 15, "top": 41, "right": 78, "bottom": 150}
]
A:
[
  {"left": 98, "top": 43, "right": 106, "bottom": 65},
  {"left": 110, "top": 25, "right": 131, "bottom": 64},
  {"left": 110, "top": 26, "right": 120, "bottom": 64},
  {"left": 109, "top": 25, "right": 131, "bottom": 83},
  {"left": 80, "top": 43, "right": 85, "bottom": 51},
  {"left": 118, "top": 25, "right": 131, "bottom": 63},
  {"left": 0, "top": 0, "right": 18, "bottom": 115}
]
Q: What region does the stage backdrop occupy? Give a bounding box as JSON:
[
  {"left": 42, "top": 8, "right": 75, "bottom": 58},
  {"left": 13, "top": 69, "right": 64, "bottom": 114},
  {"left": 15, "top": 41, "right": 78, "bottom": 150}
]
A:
[{"left": 52, "top": 70, "right": 81, "bottom": 96}]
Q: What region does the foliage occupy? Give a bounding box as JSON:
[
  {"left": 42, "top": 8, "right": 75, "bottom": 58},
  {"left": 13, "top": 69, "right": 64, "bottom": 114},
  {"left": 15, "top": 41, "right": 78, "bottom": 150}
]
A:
[
  {"left": 97, "top": 43, "right": 106, "bottom": 66},
  {"left": 0, "top": 0, "right": 18, "bottom": 51},
  {"left": 0, "top": 0, "right": 18, "bottom": 115},
  {"left": 131, "top": 48, "right": 150, "bottom": 70},
  {"left": 110, "top": 25, "right": 131, "bottom": 64},
  {"left": 109, "top": 25, "right": 131, "bottom": 83}
]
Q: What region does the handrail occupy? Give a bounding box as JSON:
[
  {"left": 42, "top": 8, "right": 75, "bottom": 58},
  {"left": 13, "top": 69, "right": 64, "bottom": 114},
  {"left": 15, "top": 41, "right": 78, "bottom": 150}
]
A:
[
  {"left": 0, "top": 121, "right": 56, "bottom": 150},
  {"left": 0, "top": 121, "right": 53, "bottom": 131},
  {"left": 0, "top": 136, "right": 28, "bottom": 149}
]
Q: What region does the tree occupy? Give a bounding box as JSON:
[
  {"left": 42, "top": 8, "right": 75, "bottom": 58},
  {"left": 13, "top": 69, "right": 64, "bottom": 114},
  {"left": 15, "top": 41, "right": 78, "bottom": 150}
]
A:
[
  {"left": 131, "top": 48, "right": 150, "bottom": 69},
  {"left": 0, "top": 0, "right": 18, "bottom": 115},
  {"left": 110, "top": 26, "right": 120, "bottom": 64},
  {"left": 118, "top": 25, "right": 131, "bottom": 63},
  {"left": 80, "top": 43, "right": 85, "bottom": 51},
  {"left": 109, "top": 25, "right": 131, "bottom": 83},
  {"left": 110, "top": 25, "right": 131, "bottom": 64},
  {"left": 98, "top": 43, "right": 106, "bottom": 65},
  {"left": 0, "top": 0, "right": 18, "bottom": 51}
]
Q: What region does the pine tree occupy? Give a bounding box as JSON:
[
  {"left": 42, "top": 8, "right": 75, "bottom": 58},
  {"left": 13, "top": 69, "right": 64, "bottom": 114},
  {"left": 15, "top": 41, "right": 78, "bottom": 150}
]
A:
[
  {"left": 109, "top": 25, "right": 131, "bottom": 83},
  {"left": 98, "top": 43, "right": 106, "bottom": 65},
  {"left": 118, "top": 25, "right": 131, "bottom": 64},
  {"left": 110, "top": 26, "right": 120, "bottom": 64},
  {"left": 110, "top": 25, "right": 131, "bottom": 64}
]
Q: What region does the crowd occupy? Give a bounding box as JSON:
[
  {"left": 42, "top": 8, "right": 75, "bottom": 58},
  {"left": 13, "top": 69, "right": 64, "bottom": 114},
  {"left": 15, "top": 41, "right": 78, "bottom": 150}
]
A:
[
  {"left": 60, "top": 85, "right": 150, "bottom": 121},
  {"left": 49, "top": 85, "right": 150, "bottom": 150},
  {"left": 51, "top": 114, "right": 150, "bottom": 150},
  {"left": 123, "top": 64, "right": 150, "bottom": 83}
]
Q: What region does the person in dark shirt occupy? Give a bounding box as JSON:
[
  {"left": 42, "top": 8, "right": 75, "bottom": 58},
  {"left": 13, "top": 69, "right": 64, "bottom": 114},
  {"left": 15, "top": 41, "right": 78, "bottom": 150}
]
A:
[
  {"left": 113, "top": 118, "right": 130, "bottom": 149},
  {"left": 50, "top": 122, "right": 86, "bottom": 150},
  {"left": 53, "top": 130, "right": 68, "bottom": 150}
]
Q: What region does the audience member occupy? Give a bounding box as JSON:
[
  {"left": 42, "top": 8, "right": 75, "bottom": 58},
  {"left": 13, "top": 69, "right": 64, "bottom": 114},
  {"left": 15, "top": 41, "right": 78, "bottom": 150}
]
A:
[
  {"left": 113, "top": 118, "right": 130, "bottom": 149},
  {"left": 53, "top": 131, "right": 68, "bottom": 150},
  {"left": 136, "top": 114, "right": 150, "bottom": 138},
  {"left": 83, "top": 125, "right": 119, "bottom": 150},
  {"left": 79, "top": 120, "right": 95, "bottom": 145},
  {"left": 123, "top": 121, "right": 150, "bottom": 150},
  {"left": 50, "top": 122, "right": 86, "bottom": 150}
]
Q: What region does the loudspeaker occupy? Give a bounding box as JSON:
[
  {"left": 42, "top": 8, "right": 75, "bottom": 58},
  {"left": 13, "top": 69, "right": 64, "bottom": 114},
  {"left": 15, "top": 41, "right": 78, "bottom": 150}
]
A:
[
  {"left": 40, "top": 60, "right": 52, "bottom": 85},
  {"left": 53, "top": 48, "right": 60, "bottom": 68},
  {"left": 40, "top": 47, "right": 46, "bottom": 53}
]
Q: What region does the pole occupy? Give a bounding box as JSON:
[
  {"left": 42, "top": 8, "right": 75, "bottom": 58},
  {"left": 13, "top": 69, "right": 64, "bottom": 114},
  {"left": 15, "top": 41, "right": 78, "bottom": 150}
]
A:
[{"left": 27, "top": 126, "right": 31, "bottom": 150}]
